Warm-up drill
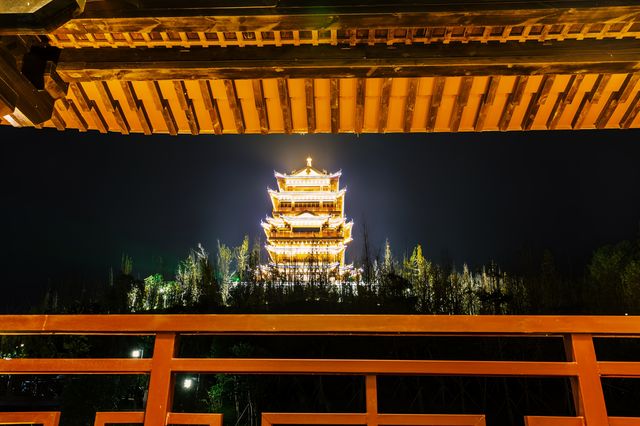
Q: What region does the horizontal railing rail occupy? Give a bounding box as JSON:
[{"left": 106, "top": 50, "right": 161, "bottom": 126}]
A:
[
  {"left": 3, "top": 314, "right": 640, "bottom": 334},
  {"left": 0, "top": 315, "right": 639, "bottom": 426}
]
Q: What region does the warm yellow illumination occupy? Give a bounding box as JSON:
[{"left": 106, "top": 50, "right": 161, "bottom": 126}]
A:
[{"left": 261, "top": 158, "right": 354, "bottom": 278}]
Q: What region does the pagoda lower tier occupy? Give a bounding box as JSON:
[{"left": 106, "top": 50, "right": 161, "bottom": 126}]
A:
[{"left": 266, "top": 241, "right": 349, "bottom": 266}]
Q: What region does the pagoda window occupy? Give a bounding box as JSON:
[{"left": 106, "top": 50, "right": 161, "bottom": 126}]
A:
[
  {"left": 293, "top": 227, "right": 321, "bottom": 233},
  {"left": 323, "top": 202, "right": 335, "bottom": 209},
  {"left": 294, "top": 202, "right": 320, "bottom": 209},
  {"left": 280, "top": 201, "right": 292, "bottom": 208}
]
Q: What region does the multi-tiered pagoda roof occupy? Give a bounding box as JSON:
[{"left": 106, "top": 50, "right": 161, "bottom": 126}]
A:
[{"left": 261, "top": 157, "right": 353, "bottom": 279}]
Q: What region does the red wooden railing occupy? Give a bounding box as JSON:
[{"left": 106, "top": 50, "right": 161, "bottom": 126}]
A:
[{"left": 1, "top": 315, "right": 640, "bottom": 426}]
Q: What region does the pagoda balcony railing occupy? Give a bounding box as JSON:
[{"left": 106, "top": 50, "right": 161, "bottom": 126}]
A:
[
  {"left": 278, "top": 207, "right": 341, "bottom": 214},
  {"left": 268, "top": 231, "right": 345, "bottom": 239},
  {"left": 1, "top": 314, "right": 640, "bottom": 426}
]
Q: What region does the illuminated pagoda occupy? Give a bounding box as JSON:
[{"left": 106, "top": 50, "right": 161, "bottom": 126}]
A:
[{"left": 261, "top": 157, "right": 354, "bottom": 281}]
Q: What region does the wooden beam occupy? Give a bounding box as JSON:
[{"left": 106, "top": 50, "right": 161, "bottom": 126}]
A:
[
  {"left": 426, "top": 77, "right": 445, "bottom": 132},
  {"left": 621, "top": 91, "right": 640, "bottom": 128},
  {"left": 224, "top": 79, "right": 245, "bottom": 134},
  {"left": 0, "top": 412, "right": 60, "bottom": 426},
  {"left": 94, "top": 412, "right": 145, "bottom": 426},
  {"left": 170, "top": 358, "right": 578, "bottom": 376},
  {"left": 57, "top": 39, "right": 640, "bottom": 82},
  {"left": 60, "top": 98, "right": 87, "bottom": 131},
  {"left": 572, "top": 73, "right": 611, "bottom": 129},
  {"left": 0, "top": 0, "right": 84, "bottom": 35},
  {"left": 0, "top": 44, "right": 57, "bottom": 124},
  {"left": 69, "top": 81, "right": 109, "bottom": 133},
  {"left": 252, "top": 79, "right": 269, "bottom": 134},
  {"left": 5, "top": 313, "right": 640, "bottom": 334},
  {"left": 403, "top": 78, "right": 418, "bottom": 133},
  {"left": 65, "top": 4, "right": 640, "bottom": 34},
  {"left": 1, "top": 358, "right": 152, "bottom": 374},
  {"left": 564, "top": 335, "right": 609, "bottom": 426},
  {"left": 304, "top": 78, "right": 316, "bottom": 133},
  {"left": 366, "top": 376, "right": 378, "bottom": 426},
  {"left": 120, "top": 81, "right": 152, "bottom": 135},
  {"left": 498, "top": 75, "right": 528, "bottom": 131},
  {"left": 143, "top": 333, "right": 176, "bottom": 426},
  {"left": 595, "top": 73, "right": 639, "bottom": 129},
  {"left": 330, "top": 78, "right": 339, "bottom": 133},
  {"left": 112, "top": 102, "right": 131, "bottom": 135},
  {"left": 69, "top": 82, "right": 91, "bottom": 112},
  {"left": 474, "top": 76, "right": 500, "bottom": 131},
  {"left": 354, "top": 78, "right": 365, "bottom": 134},
  {"left": 378, "top": 78, "right": 392, "bottom": 133},
  {"left": 0, "top": 78, "right": 16, "bottom": 117},
  {"left": 277, "top": 78, "right": 292, "bottom": 134},
  {"left": 522, "top": 75, "right": 555, "bottom": 130},
  {"left": 95, "top": 81, "right": 130, "bottom": 134},
  {"left": 449, "top": 76, "right": 472, "bottom": 132},
  {"left": 148, "top": 81, "right": 177, "bottom": 135},
  {"left": 263, "top": 413, "right": 365, "bottom": 426},
  {"left": 198, "top": 80, "right": 222, "bottom": 135},
  {"left": 50, "top": 107, "right": 66, "bottom": 131},
  {"left": 43, "top": 61, "right": 68, "bottom": 100},
  {"left": 173, "top": 80, "right": 199, "bottom": 135},
  {"left": 88, "top": 100, "right": 108, "bottom": 133},
  {"left": 547, "top": 74, "right": 584, "bottom": 129},
  {"left": 166, "top": 413, "right": 222, "bottom": 426}
]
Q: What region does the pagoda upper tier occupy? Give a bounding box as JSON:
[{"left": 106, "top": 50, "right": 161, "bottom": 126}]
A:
[{"left": 262, "top": 157, "right": 353, "bottom": 274}]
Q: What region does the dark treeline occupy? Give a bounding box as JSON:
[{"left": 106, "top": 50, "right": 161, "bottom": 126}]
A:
[
  {"left": 2, "top": 235, "right": 640, "bottom": 425},
  {"left": 30, "top": 234, "right": 640, "bottom": 316}
]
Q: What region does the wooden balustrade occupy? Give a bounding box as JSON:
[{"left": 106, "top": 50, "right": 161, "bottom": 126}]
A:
[{"left": 1, "top": 314, "right": 640, "bottom": 425}]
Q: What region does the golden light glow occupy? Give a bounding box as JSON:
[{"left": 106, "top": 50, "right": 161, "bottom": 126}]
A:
[{"left": 261, "top": 158, "right": 354, "bottom": 276}]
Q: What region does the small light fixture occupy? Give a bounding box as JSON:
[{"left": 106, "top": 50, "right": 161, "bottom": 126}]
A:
[
  {"left": 183, "top": 378, "right": 193, "bottom": 389},
  {"left": 131, "top": 349, "right": 142, "bottom": 358}
]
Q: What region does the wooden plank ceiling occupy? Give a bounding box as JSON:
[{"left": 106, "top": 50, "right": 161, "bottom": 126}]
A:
[
  {"left": 2, "top": 1, "right": 640, "bottom": 134},
  {"left": 26, "top": 75, "right": 640, "bottom": 135}
]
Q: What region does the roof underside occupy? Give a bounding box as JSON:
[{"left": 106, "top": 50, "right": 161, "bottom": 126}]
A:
[
  {"left": 1, "top": 1, "right": 640, "bottom": 134},
  {"left": 14, "top": 73, "right": 638, "bottom": 134}
]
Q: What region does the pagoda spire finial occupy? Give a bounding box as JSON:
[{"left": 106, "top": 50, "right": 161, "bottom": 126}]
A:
[{"left": 306, "top": 156, "right": 313, "bottom": 168}]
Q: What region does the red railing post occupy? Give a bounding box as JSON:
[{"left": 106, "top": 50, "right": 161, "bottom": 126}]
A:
[
  {"left": 564, "top": 333, "right": 608, "bottom": 426},
  {"left": 366, "top": 375, "right": 378, "bottom": 426},
  {"left": 144, "top": 332, "right": 177, "bottom": 426}
]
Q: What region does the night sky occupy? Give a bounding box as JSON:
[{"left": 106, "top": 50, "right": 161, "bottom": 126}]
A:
[{"left": 2, "top": 127, "right": 640, "bottom": 308}]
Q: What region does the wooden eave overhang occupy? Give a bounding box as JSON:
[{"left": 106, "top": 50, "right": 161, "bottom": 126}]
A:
[{"left": 1, "top": 1, "right": 640, "bottom": 133}]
